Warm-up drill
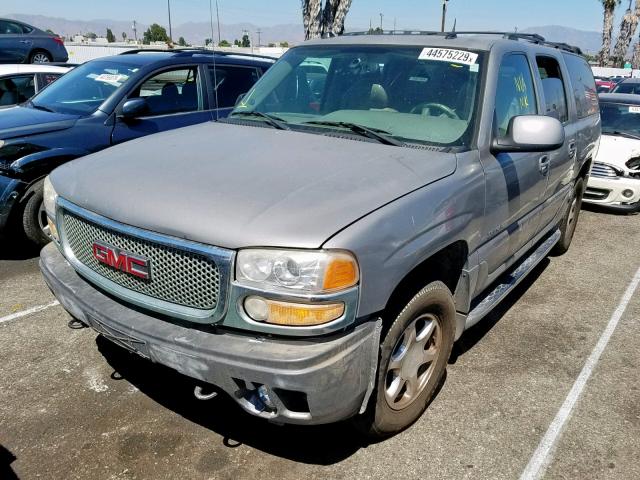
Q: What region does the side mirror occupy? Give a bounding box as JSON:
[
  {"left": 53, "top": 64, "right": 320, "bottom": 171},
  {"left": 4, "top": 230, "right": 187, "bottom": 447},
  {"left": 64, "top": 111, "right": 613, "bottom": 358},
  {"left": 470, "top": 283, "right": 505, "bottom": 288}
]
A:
[
  {"left": 492, "top": 115, "right": 565, "bottom": 153},
  {"left": 235, "top": 93, "right": 246, "bottom": 107},
  {"left": 120, "top": 98, "right": 149, "bottom": 120}
]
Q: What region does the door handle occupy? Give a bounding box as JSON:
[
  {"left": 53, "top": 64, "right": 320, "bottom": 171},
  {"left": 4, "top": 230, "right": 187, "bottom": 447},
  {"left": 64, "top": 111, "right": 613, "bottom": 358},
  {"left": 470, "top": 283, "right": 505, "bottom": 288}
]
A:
[
  {"left": 568, "top": 141, "right": 577, "bottom": 158},
  {"left": 539, "top": 155, "right": 550, "bottom": 176},
  {"left": 19, "top": 40, "right": 31, "bottom": 44}
]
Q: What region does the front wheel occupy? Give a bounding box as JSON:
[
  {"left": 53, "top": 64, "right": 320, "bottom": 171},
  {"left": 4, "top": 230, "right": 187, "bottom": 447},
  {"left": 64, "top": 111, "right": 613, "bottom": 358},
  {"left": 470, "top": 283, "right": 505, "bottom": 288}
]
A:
[
  {"left": 551, "top": 178, "right": 584, "bottom": 256},
  {"left": 20, "top": 180, "right": 51, "bottom": 247},
  {"left": 355, "top": 281, "right": 456, "bottom": 438},
  {"left": 29, "top": 50, "right": 52, "bottom": 63}
]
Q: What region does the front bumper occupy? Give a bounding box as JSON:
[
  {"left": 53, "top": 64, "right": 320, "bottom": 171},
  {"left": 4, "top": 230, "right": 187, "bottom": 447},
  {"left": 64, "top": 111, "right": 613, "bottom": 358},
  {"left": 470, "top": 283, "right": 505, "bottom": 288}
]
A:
[
  {"left": 0, "top": 173, "right": 26, "bottom": 230},
  {"left": 40, "top": 243, "right": 381, "bottom": 425},
  {"left": 584, "top": 175, "right": 640, "bottom": 212}
]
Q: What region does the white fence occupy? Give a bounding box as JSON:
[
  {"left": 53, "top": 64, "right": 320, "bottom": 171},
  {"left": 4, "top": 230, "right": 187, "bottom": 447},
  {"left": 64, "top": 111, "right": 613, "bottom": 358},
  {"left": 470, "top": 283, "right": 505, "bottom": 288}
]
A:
[
  {"left": 591, "top": 66, "right": 640, "bottom": 79},
  {"left": 65, "top": 43, "right": 286, "bottom": 64}
]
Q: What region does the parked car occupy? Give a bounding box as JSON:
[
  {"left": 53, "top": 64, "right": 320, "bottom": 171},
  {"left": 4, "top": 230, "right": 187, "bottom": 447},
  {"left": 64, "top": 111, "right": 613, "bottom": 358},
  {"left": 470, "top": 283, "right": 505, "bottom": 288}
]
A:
[
  {"left": 0, "top": 18, "right": 68, "bottom": 63},
  {"left": 584, "top": 93, "right": 640, "bottom": 212},
  {"left": 595, "top": 76, "right": 616, "bottom": 93},
  {"left": 0, "top": 49, "right": 274, "bottom": 245},
  {"left": 0, "top": 64, "right": 70, "bottom": 107},
  {"left": 41, "top": 32, "right": 599, "bottom": 437},
  {"left": 612, "top": 77, "right": 640, "bottom": 94}
]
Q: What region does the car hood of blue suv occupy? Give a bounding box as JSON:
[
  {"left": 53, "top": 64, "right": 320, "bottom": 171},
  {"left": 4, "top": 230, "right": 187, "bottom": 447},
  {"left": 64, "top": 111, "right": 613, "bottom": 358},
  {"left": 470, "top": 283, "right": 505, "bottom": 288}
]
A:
[{"left": 0, "top": 106, "right": 78, "bottom": 140}]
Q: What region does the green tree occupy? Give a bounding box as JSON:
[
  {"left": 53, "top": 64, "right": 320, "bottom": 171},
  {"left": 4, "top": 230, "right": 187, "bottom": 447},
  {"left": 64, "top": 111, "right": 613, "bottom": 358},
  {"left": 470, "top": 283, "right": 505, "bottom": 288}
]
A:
[
  {"left": 279, "top": 41, "right": 289, "bottom": 47},
  {"left": 268, "top": 42, "right": 276, "bottom": 47},
  {"left": 85, "top": 32, "right": 97, "bottom": 40},
  {"left": 598, "top": 0, "right": 622, "bottom": 66},
  {"left": 122, "top": 32, "right": 127, "bottom": 42},
  {"left": 178, "top": 36, "right": 188, "bottom": 46},
  {"left": 106, "top": 28, "right": 115, "bottom": 43},
  {"left": 241, "top": 34, "right": 251, "bottom": 47},
  {"left": 219, "top": 39, "right": 231, "bottom": 47},
  {"left": 143, "top": 23, "right": 169, "bottom": 45},
  {"left": 205, "top": 38, "right": 213, "bottom": 46},
  {"left": 45, "top": 28, "right": 56, "bottom": 35},
  {"left": 234, "top": 39, "right": 241, "bottom": 47}
]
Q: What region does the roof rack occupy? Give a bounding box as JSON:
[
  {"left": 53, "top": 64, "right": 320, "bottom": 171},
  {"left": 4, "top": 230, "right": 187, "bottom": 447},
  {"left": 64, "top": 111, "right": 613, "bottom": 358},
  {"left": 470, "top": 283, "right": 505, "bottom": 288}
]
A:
[
  {"left": 119, "top": 47, "right": 277, "bottom": 61},
  {"left": 343, "top": 30, "right": 583, "bottom": 55}
]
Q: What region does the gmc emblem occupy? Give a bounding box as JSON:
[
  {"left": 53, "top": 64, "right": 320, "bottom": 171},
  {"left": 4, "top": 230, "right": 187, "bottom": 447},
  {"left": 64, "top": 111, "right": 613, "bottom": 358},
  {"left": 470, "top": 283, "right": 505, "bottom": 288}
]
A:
[{"left": 92, "top": 241, "right": 151, "bottom": 280}]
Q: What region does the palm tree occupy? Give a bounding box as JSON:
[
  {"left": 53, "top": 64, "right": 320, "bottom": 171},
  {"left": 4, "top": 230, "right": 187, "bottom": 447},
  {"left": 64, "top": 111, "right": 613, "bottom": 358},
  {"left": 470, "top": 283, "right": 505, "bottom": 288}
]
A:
[
  {"left": 302, "top": 0, "right": 352, "bottom": 40},
  {"left": 613, "top": 0, "right": 640, "bottom": 66},
  {"left": 599, "top": 0, "right": 622, "bottom": 66}
]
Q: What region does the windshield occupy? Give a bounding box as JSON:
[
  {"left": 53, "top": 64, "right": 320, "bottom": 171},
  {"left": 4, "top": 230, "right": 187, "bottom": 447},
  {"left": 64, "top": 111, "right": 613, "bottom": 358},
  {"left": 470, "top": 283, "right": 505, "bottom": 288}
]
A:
[
  {"left": 30, "top": 60, "right": 139, "bottom": 115},
  {"left": 600, "top": 101, "right": 640, "bottom": 137},
  {"left": 612, "top": 82, "right": 640, "bottom": 94},
  {"left": 232, "top": 45, "right": 484, "bottom": 147}
]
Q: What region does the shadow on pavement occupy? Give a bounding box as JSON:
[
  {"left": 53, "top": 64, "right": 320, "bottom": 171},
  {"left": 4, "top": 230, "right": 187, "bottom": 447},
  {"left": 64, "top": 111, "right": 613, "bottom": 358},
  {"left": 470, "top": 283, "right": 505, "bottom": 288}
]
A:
[
  {"left": 96, "top": 335, "right": 368, "bottom": 465},
  {"left": 0, "top": 232, "right": 40, "bottom": 261},
  {"left": 450, "top": 258, "right": 550, "bottom": 363},
  {"left": 0, "top": 444, "right": 19, "bottom": 480},
  {"left": 581, "top": 203, "right": 638, "bottom": 216}
]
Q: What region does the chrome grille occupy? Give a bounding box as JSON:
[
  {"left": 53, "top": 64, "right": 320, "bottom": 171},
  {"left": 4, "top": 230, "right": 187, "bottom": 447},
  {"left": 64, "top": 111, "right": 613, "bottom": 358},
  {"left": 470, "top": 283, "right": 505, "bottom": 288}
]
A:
[
  {"left": 591, "top": 162, "right": 620, "bottom": 178},
  {"left": 62, "top": 210, "right": 220, "bottom": 311}
]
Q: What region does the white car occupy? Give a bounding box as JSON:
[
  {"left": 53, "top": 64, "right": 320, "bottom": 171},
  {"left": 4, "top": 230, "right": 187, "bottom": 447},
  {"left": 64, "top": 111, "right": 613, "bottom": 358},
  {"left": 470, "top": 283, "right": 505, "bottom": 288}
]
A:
[
  {"left": 0, "top": 63, "right": 71, "bottom": 107},
  {"left": 585, "top": 93, "right": 640, "bottom": 213}
]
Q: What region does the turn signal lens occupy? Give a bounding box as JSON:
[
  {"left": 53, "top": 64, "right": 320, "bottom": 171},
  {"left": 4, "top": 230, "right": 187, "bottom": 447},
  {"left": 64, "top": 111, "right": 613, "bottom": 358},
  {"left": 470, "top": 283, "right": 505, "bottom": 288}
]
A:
[
  {"left": 47, "top": 216, "right": 59, "bottom": 242},
  {"left": 323, "top": 257, "right": 358, "bottom": 291},
  {"left": 244, "top": 296, "right": 345, "bottom": 326}
]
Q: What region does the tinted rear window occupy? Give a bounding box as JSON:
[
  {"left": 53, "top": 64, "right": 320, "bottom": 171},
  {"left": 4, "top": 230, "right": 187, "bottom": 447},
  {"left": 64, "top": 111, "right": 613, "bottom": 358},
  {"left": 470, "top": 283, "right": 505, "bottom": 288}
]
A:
[{"left": 562, "top": 53, "right": 598, "bottom": 118}]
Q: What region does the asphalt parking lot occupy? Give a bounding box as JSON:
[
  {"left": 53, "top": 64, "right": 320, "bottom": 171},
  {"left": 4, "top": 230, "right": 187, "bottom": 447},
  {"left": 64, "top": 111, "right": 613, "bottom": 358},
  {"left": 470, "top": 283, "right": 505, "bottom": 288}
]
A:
[{"left": 1, "top": 206, "right": 639, "bottom": 480}]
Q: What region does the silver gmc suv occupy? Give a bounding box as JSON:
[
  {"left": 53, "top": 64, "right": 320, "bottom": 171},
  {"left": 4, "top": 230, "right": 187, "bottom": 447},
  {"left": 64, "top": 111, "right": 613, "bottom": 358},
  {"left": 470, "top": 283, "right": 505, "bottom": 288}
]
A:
[{"left": 40, "top": 32, "right": 600, "bottom": 437}]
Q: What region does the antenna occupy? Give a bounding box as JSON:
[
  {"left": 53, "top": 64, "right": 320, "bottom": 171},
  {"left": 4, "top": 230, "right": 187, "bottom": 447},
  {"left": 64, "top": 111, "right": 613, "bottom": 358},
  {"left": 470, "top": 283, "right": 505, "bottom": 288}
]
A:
[{"left": 209, "top": 0, "right": 220, "bottom": 121}]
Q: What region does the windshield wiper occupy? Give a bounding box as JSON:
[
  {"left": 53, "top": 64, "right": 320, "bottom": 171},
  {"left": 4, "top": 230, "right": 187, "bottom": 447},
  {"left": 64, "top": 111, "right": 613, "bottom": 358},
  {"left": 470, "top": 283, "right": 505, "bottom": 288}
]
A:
[
  {"left": 28, "top": 101, "right": 55, "bottom": 113},
  {"left": 229, "top": 111, "right": 290, "bottom": 130},
  {"left": 302, "top": 120, "right": 405, "bottom": 147},
  {"left": 603, "top": 129, "right": 640, "bottom": 141}
]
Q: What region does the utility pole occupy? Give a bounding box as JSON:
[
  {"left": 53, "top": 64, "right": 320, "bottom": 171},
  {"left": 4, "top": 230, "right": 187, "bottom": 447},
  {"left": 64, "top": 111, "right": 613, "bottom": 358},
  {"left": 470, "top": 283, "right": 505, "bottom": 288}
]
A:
[
  {"left": 167, "top": 0, "right": 173, "bottom": 40},
  {"left": 441, "top": 0, "right": 449, "bottom": 33},
  {"left": 256, "top": 29, "right": 262, "bottom": 47},
  {"left": 215, "top": 0, "right": 221, "bottom": 44},
  {"left": 132, "top": 20, "right": 137, "bottom": 43},
  {"left": 379, "top": 13, "right": 383, "bottom": 31},
  {"left": 393, "top": 17, "right": 397, "bottom": 32}
]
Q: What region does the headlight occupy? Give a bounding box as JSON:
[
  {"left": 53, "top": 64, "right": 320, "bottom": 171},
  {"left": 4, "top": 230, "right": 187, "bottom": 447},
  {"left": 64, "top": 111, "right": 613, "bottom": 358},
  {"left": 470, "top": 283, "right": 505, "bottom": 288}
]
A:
[
  {"left": 236, "top": 249, "right": 359, "bottom": 293},
  {"left": 43, "top": 176, "right": 59, "bottom": 241},
  {"left": 43, "top": 176, "right": 58, "bottom": 218}
]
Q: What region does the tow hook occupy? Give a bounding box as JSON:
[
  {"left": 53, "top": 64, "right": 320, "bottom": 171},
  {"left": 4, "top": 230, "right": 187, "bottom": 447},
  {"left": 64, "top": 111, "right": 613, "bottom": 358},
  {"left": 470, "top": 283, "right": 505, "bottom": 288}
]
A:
[
  {"left": 67, "top": 318, "right": 88, "bottom": 329},
  {"left": 193, "top": 385, "right": 218, "bottom": 401}
]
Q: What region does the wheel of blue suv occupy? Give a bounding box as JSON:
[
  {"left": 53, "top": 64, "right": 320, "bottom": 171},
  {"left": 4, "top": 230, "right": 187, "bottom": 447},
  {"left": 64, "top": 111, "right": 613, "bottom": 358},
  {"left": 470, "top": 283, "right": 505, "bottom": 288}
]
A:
[
  {"left": 356, "top": 281, "right": 455, "bottom": 438},
  {"left": 552, "top": 178, "right": 585, "bottom": 256},
  {"left": 20, "top": 179, "right": 51, "bottom": 247}
]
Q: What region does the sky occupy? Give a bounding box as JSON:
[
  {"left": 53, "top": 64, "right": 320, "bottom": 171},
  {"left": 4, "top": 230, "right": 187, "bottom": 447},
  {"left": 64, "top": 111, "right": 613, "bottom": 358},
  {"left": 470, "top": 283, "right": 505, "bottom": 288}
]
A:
[{"left": 0, "top": 0, "right": 630, "bottom": 32}]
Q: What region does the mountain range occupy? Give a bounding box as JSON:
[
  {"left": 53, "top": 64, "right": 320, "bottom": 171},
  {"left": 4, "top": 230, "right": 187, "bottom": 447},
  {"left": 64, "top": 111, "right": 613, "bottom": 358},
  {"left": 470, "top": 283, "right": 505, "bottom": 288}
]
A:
[{"left": 4, "top": 14, "right": 605, "bottom": 53}]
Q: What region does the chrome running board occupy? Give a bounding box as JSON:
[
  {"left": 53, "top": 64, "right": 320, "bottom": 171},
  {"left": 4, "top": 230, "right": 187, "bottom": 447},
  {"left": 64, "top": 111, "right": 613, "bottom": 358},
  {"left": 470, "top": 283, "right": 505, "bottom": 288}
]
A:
[{"left": 464, "top": 228, "right": 561, "bottom": 330}]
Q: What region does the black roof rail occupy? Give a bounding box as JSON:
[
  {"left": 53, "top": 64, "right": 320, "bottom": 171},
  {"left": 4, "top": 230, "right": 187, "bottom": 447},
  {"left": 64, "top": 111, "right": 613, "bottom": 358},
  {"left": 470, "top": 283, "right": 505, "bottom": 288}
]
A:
[
  {"left": 119, "top": 47, "right": 277, "bottom": 61},
  {"left": 342, "top": 30, "right": 583, "bottom": 55}
]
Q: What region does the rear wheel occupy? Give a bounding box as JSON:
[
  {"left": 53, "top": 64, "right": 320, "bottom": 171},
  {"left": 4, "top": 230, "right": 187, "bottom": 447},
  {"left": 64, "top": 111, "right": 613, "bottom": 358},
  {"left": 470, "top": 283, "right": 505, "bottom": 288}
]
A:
[
  {"left": 552, "top": 178, "right": 584, "bottom": 256},
  {"left": 355, "top": 281, "right": 455, "bottom": 438},
  {"left": 29, "top": 50, "right": 51, "bottom": 63}
]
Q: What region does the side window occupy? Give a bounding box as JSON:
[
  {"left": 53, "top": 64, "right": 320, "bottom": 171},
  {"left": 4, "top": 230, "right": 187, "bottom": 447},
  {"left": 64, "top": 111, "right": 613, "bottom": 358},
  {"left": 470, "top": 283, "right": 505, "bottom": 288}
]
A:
[
  {"left": 495, "top": 54, "right": 538, "bottom": 136},
  {"left": 536, "top": 56, "right": 569, "bottom": 123},
  {"left": 209, "top": 66, "right": 260, "bottom": 109},
  {"left": 130, "top": 67, "right": 200, "bottom": 116},
  {"left": 0, "top": 21, "right": 24, "bottom": 35},
  {"left": 0, "top": 75, "right": 35, "bottom": 105},
  {"left": 562, "top": 53, "right": 598, "bottom": 119},
  {"left": 37, "top": 73, "right": 62, "bottom": 90}
]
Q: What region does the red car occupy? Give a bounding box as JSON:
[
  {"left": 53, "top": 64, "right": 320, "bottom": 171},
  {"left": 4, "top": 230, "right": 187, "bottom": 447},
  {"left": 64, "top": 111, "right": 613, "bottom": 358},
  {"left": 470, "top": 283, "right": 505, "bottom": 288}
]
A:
[{"left": 595, "top": 77, "right": 617, "bottom": 93}]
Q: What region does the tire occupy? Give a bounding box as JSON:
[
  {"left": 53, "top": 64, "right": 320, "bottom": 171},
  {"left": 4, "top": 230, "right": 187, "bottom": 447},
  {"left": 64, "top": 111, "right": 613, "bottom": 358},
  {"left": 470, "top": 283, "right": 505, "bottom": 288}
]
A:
[
  {"left": 356, "top": 281, "right": 456, "bottom": 438},
  {"left": 551, "top": 178, "right": 585, "bottom": 256},
  {"left": 20, "top": 180, "right": 51, "bottom": 247},
  {"left": 29, "top": 50, "right": 52, "bottom": 64}
]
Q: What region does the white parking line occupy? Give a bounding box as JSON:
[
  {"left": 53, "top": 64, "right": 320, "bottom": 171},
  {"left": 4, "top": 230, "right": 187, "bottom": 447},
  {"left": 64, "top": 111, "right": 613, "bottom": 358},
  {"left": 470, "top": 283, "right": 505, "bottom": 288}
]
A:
[
  {"left": 520, "top": 265, "right": 640, "bottom": 480},
  {"left": 0, "top": 300, "right": 60, "bottom": 324}
]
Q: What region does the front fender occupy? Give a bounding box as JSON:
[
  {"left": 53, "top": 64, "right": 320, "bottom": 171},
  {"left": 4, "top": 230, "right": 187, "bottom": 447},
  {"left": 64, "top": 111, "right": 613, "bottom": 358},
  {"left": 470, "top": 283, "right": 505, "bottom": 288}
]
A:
[{"left": 8, "top": 147, "right": 89, "bottom": 178}]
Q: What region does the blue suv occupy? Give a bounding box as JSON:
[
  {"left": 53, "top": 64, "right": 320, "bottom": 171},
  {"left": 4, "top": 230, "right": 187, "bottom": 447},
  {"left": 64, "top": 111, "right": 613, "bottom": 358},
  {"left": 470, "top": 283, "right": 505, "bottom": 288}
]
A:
[{"left": 0, "top": 48, "right": 274, "bottom": 245}]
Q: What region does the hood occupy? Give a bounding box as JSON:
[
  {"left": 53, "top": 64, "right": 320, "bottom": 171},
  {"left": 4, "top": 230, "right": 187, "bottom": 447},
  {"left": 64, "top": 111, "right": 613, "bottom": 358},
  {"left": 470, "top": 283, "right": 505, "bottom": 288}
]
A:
[
  {"left": 595, "top": 134, "right": 640, "bottom": 169},
  {"left": 0, "top": 106, "right": 78, "bottom": 140},
  {"left": 51, "top": 122, "right": 457, "bottom": 249}
]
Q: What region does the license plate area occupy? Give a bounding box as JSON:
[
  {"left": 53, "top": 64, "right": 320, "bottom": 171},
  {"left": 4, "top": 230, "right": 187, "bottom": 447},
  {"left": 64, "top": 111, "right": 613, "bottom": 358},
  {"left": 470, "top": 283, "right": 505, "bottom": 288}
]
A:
[{"left": 86, "top": 314, "right": 150, "bottom": 359}]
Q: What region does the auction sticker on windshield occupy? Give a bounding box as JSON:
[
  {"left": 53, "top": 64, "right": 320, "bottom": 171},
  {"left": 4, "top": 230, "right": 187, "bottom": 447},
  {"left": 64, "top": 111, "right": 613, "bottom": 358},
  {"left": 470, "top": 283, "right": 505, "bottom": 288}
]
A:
[{"left": 419, "top": 48, "right": 478, "bottom": 65}]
